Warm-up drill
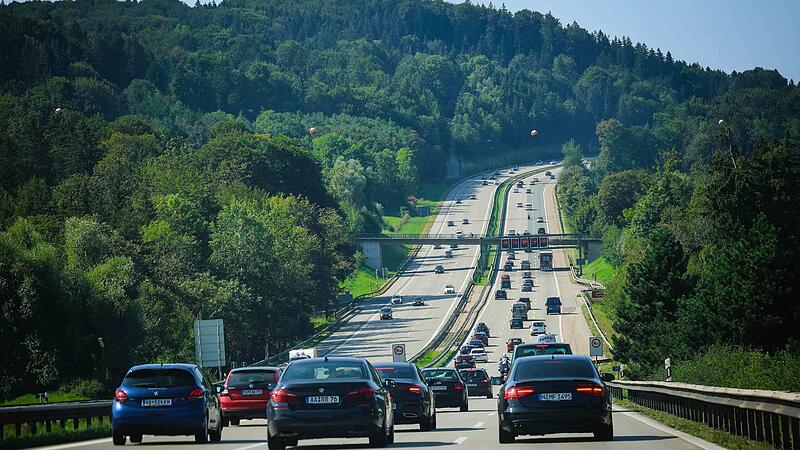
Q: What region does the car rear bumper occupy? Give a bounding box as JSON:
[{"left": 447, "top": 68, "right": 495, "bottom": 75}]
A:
[
  {"left": 112, "top": 407, "right": 206, "bottom": 435},
  {"left": 393, "top": 401, "right": 427, "bottom": 424},
  {"left": 500, "top": 407, "right": 611, "bottom": 435},
  {"left": 432, "top": 392, "right": 466, "bottom": 408},
  {"left": 268, "top": 408, "right": 384, "bottom": 439},
  {"left": 466, "top": 384, "right": 492, "bottom": 397}
]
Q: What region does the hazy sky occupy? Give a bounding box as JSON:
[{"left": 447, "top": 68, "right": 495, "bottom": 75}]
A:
[{"left": 457, "top": 0, "right": 800, "bottom": 81}]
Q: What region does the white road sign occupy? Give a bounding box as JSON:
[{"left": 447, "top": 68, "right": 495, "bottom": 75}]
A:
[
  {"left": 194, "top": 319, "right": 226, "bottom": 368},
  {"left": 589, "top": 336, "right": 603, "bottom": 357},
  {"left": 392, "top": 343, "right": 406, "bottom": 362}
]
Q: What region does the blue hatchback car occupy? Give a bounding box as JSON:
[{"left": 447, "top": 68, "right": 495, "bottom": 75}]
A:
[{"left": 111, "top": 364, "right": 223, "bottom": 445}]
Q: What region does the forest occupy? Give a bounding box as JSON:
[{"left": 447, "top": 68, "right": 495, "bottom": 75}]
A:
[{"left": 0, "top": 0, "right": 797, "bottom": 397}]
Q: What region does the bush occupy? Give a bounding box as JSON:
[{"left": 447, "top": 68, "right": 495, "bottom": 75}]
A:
[
  {"left": 60, "top": 378, "right": 110, "bottom": 400},
  {"left": 672, "top": 345, "right": 800, "bottom": 392}
]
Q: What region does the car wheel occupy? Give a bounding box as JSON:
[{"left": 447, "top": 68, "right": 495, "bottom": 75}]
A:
[
  {"left": 486, "top": 392, "right": 493, "bottom": 399},
  {"left": 267, "top": 430, "right": 286, "bottom": 450},
  {"left": 387, "top": 421, "right": 395, "bottom": 444},
  {"left": 112, "top": 430, "right": 126, "bottom": 446},
  {"left": 285, "top": 437, "right": 298, "bottom": 447},
  {"left": 420, "top": 413, "right": 433, "bottom": 431},
  {"left": 368, "top": 417, "right": 389, "bottom": 448},
  {"left": 460, "top": 401, "right": 469, "bottom": 412},
  {"left": 209, "top": 422, "right": 222, "bottom": 442},
  {"left": 231, "top": 419, "right": 240, "bottom": 426},
  {"left": 499, "top": 426, "right": 515, "bottom": 444},
  {"left": 129, "top": 434, "right": 142, "bottom": 443},
  {"left": 195, "top": 415, "right": 209, "bottom": 443},
  {"left": 431, "top": 411, "right": 437, "bottom": 430},
  {"left": 594, "top": 420, "right": 614, "bottom": 441}
]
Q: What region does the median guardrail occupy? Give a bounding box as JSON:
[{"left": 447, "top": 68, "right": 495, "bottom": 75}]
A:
[
  {"left": 608, "top": 380, "right": 800, "bottom": 449},
  {"left": 0, "top": 400, "right": 112, "bottom": 442}
]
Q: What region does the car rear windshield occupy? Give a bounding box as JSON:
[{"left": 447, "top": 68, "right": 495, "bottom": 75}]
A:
[
  {"left": 374, "top": 366, "right": 416, "bottom": 379},
  {"left": 459, "top": 370, "right": 488, "bottom": 380},
  {"left": 282, "top": 361, "right": 367, "bottom": 381},
  {"left": 423, "top": 369, "right": 458, "bottom": 380},
  {"left": 227, "top": 370, "right": 277, "bottom": 385},
  {"left": 514, "top": 359, "right": 596, "bottom": 380},
  {"left": 122, "top": 369, "right": 196, "bottom": 388},
  {"left": 515, "top": 344, "right": 572, "bottom": 357}
]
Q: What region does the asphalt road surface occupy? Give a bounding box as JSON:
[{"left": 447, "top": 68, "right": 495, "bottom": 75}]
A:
[{"left": 39, "top": 165, "right": 721, "bottom": 449}]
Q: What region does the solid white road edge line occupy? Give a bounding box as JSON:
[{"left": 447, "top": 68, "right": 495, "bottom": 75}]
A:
[
  {"left": 616, "top": 406, "right": 726, "bottom": 450},
  {"left": 542, "top": 182, "right": 564, "bottom": 338},
  {"left": 234, "top": 443, "right": 266, "bottom": 450},
  {"left": 472, "top": 422, "right": 485, "bottom": 428},
  {"left": 453, "top": 436, "right": 468, "bottom": 444},
  {"left": 34, "top": 437, "right": 111, "bottom": 450}
]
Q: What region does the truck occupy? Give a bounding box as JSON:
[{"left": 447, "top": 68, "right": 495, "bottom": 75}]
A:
[
  {"left": 539, "top": 250, "right": 553, "bottom": 271},
  {"left": 289, "top": 348, "right": 317, "bottom": 361}
]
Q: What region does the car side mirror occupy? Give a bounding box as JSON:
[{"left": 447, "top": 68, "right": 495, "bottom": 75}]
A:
[
  {"left": 267, "top": 383, "right": 277, "bottom": 391},
  {"left": 383, "top": 378, "right": 397, "bottom": 389},
  {"left": 490, "top": 376, "right": 504, "bottom": 386},
  {"left": 601, "top": 373, "right": 615, "bottom": 382}
]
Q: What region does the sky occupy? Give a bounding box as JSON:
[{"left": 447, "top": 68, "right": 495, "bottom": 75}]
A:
[{"left": 458, "top": 0, "right": 800, "bottom": 82}]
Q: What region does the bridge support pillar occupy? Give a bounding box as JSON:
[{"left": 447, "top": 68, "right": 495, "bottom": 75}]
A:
[
  {"left": 479, "top": 244, "right": 488, "bottom": 270},
  {"left": 360, "top": 241, "right": 383, "bottom": 270}
]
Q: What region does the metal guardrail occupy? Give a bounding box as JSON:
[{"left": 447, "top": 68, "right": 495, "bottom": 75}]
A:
[
  {"left": 608, "top": 380, "right": 800, "bottom": 449},
  {"left": 0, "top": 400, "right": 112, "bottom": 441}
]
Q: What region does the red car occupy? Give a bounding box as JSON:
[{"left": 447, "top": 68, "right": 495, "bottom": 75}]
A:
[
  {"left": 220, "top": 366, "right": 281, "bottom": 425},
  {"left": 506, "top": 338, "right": 523, "bottom": 352}
]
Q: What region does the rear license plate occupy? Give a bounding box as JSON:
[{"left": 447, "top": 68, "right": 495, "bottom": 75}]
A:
[
  {"left": 538, "top": 393, "right": 572, "bottom": 401},
  {"left": 241, "top": 389, "right": 263, "bottom": 396},
  {"left": 467, "top": 383, "right": 478, "bottom": 387},
  {"left": 142, "top": 399, "right": 172, "bottom": 407},
  {"left": 306, "top": 395, "right": 339, "bottom": 404},
  {"left": 430, "top": 385, "right": 447, "bottom": 391}
]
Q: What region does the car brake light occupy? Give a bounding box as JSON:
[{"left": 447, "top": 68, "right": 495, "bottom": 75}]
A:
[
  {"left": 187, "top": 388, "right": 204, "bottom": 402},
  {"left": 576, "top": 383, "right": 605, "bottom": 396},
  {"left": 346, "top": 387, "right": 375, "bottom": 402},
  {"left": 115, "top": 389, "right": 128, "bottom": 404},
  {"left": 271, "top": 389, "right": 299, "bottom": 403},
  {"left": 504, "top": 386, "right": 535, "bottom": 399},
  {"left": 454, "top": 381, "right": 464, "bottom": 390},
  {"left": 407, "top": 384, "right": 422, "bottom": 394}
]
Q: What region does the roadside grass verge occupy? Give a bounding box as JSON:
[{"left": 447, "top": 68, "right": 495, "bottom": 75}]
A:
[
  {"left": 0, "top": 392, "right": 86, "bottom": 406},
  {"left": 343, "top": 263, "right": 389, "bottom": 297},
  {"left": 415, "top": 349, "right": 440, "bottom": 367},
  {"left": 1, "top": 420, "right": 111, "bottom": 450},
  {"left": 614, "top": 397, "right": 772, "bottom": 450},
  {"left": 583, "top": 256, "right": 614, "bottom": 285},
  {"left": 586, "top": 298, "right": 617, "bottom": 343}
]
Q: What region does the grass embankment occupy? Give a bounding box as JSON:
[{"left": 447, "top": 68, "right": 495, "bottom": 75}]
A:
[
  {"left": 614, "top": 397, "right": 772, "bottom": 450},
  {"left": 583, "top": 256, "right": 614, "bottom": 285},
  {"left": 1, "top": 392, "right": 85, "bottom": 406},
  {"left": 1, "top": 421, "right": 111, "bottom": 450}
]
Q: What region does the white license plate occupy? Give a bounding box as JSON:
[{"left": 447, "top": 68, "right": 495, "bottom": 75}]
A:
[
  {"left": 538, "top": 393, "right": 572, "bottom": 401},
  {"left": 241, "top": 389, "right": 263, "bottom": 396},
  {"left": 142, "top": 399, "right": 172, "bottom": 407},
  {"left": 306, "top": 395, "right": 339, "bottom": 404},
  {"left": 430, "top": 385, "right": 447, "bottom": 391}
]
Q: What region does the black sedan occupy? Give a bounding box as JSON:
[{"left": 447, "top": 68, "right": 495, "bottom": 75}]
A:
[
  {"left": 266, "top": 357, "right": 395, "bottom": 450},
  {"left": 497, "top": 355, "right": 614, "bottom": 443},
  {"left": 459, "top": 368, "right": 493, "bottom": 399},
  {"left": 374, "top": 363, "right": 437, "bottom": 431},
  {"left": 421, "top": 368, "right": 469, "bottom": 412}
]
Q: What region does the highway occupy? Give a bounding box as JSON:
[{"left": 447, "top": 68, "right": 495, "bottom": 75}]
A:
[
  {"left": 37, "top": 165, "right": 722, "bottom": 449},
  {"left": 317, "top": 165, "right": 541, "bottom": 361}
]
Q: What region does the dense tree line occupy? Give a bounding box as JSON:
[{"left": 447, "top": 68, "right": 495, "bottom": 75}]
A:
[
  {"left": 1, "top": 0, "right": 797, "bottom": 395},
  {"left": 557, "top": 76, "right": 800, "bottom": 378}
]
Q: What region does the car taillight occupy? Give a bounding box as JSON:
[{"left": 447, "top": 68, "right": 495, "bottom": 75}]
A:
[
  {"left": 270, "top": 389, "right": 299, "bottom": 403},
  {"left": 187, "top": 388, "right": 204, "bottom": 403},
  {"left": 504, "top": 386, "right": 535, "bottom": 399},
  {"left": 454, "top": 381, "right": 464, "bottom": 390},
  {"left": 407, "top": 384, "right": 422, "bottom": 394},
  {"left": 115, "top": 389, "right": 128, "bottom": 404},
  {"left": 576, "top": 383, "right": 605, "bottom": 396},
  {"left": 346, "top": 387, "right": 375, "bottom": 402}
]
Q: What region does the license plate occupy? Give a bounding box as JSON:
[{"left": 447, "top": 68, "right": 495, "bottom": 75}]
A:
[
  {"left": 430, "top": 385, "right": 447, "bottom": 391},
  {"left": 241, "top": 389, "right": 263, "bottom": 396},
  {"left": 538, "top": 393, "right": 572, "bottom": 401},
  {"left": 467, "top": 383, "right": 478, "bottom": 387},
  {"left": 392, "top": 403, "right": 397, "bottom": 410},
  {"left": 142, "top": 399, "right": 172, "bottom": 407},
  {"left": 306, "top": 395, "right": 339, "bottom": 404}
]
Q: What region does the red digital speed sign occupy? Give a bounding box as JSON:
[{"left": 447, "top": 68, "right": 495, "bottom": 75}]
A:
[
  {"left": 511, "top": 237, "right": 520, "bottom": 249},
  {"left": 539, "top": 236, "right": 549, "bottom": 247},
  {"left": 530, "top": 237, "right": 538, "bottom": 248},
  {"left": 501, "top": 238, "right": 510, "bottom": 250},
  {"left": 520, "top": 237, "right": 529, "bottom": 247}
]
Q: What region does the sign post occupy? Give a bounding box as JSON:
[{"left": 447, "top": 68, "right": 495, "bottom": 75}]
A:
[
  {"left": 664, "top": 357, "right": 672, "bottom": 382},
  {"left": 392, "top": 343, "right": 406, "bottom": 362},
  {"left": 194, "top": 319, "right": 226, "bottom": 378},
  {"left": 589, "top": 336, "right": 603, "bottom": 365}
]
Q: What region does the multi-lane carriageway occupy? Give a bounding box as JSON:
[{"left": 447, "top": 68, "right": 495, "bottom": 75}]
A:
[{"left": 40, "top": 166, "right": 723, "bottom": 449}]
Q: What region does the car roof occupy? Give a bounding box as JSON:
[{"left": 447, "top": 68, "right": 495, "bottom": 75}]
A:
[
  {"left": 515, "top": 354, "right": 591, "bottom": 363},
  {"left": 422, "top": 367, "right": 456, "bottom": 372},
  {"left": 128, "top": 363, "right": 197, "bottom": 372},
  {"left": 372, "top": 362, "right": 416, "bottom": 369},
  {"left": 291, "top": 356, "right": 366, "bottom": 365},
  {"left": 229, "top": 366, "right": 279, "bottom": 373}
]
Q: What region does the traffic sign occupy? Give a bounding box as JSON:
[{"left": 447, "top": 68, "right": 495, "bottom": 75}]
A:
[
  {"left": 539, "top": 236, "right": 549, "bottom": 247},
  {"left": 520, "top": 237, "right": 529, "bottom": 247},
  {"left": 589, "top": 336, "right": 603, "bottom": 357},
  {"left": 511, "top": 237, "right": 520, "bottom": 249},
  {"left": 530, "top": 237, "right": 538, "bottom": 248},
  {"left": 501, "top": 238, "right": 510, "bottom": 250},
  {"left": 392, "top": 343, "right": 406, "bottom": 362}
]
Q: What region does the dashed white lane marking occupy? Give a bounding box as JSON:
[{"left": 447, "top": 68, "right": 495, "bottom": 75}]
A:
[
  {"left": 472, "top": 421, "right": 485, "bottom": 428},
  {"left": 453, "top": 436, "right": 468, "bottom": 444},
  {"left": 235, "top": 443, "right": 265, "bottom": 450},
  {"left": 35, "top": 438, "right": 111, "bottom": 450},
  {"left": 488, "top": 412, "right": 497, "bottom": 416}
]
